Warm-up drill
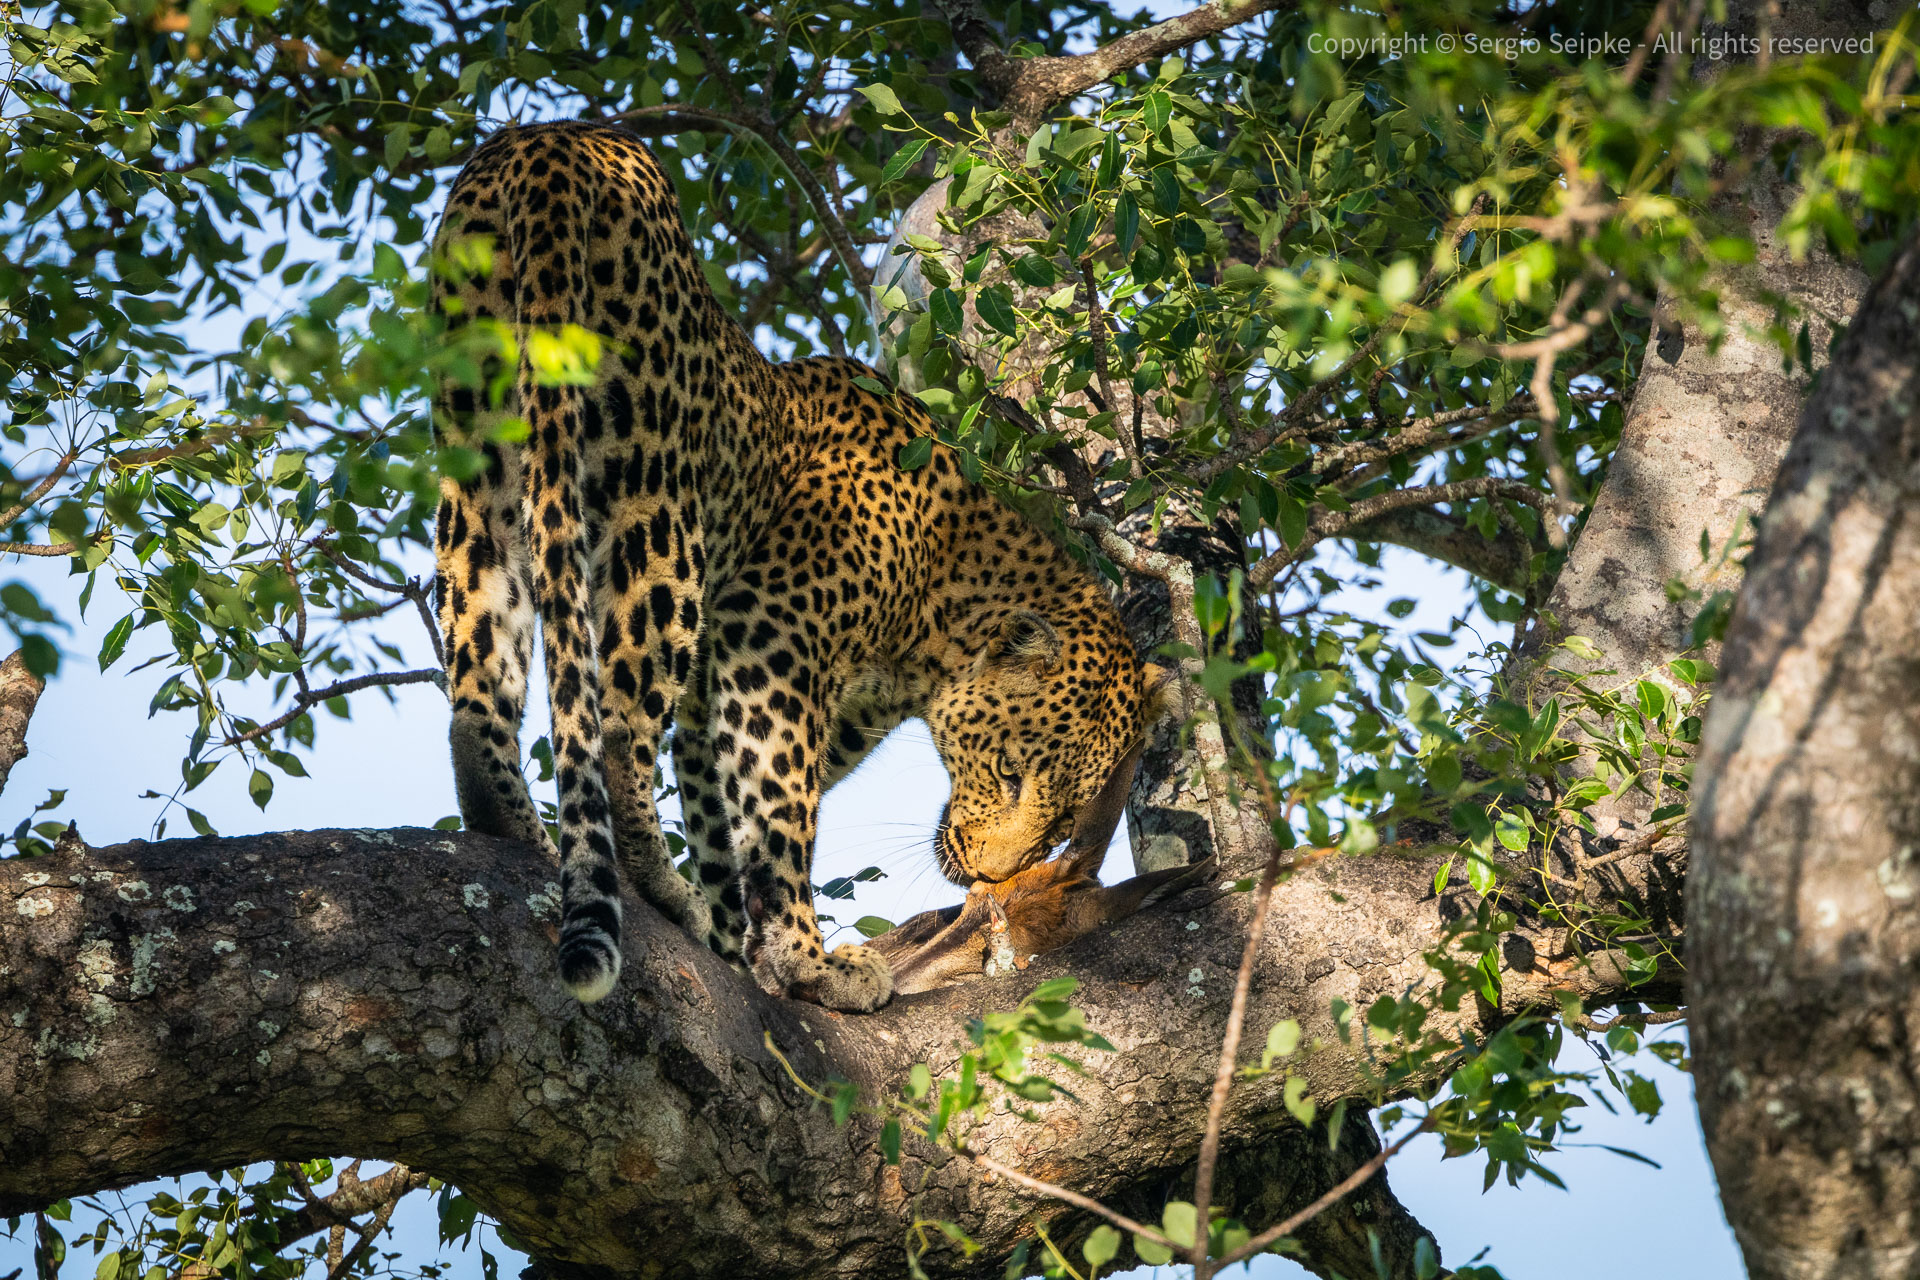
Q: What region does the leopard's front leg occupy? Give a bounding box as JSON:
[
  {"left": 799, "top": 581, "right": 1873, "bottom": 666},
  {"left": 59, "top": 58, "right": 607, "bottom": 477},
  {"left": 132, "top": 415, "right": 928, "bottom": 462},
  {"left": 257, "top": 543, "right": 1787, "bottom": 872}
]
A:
[{"left": 705, "top": 626, "right": 892, "bottom": 1013}]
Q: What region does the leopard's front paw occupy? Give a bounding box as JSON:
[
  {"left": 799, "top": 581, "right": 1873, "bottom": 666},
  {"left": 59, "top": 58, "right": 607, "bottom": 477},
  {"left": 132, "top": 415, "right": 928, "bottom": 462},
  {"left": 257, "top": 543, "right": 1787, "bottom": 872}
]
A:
[
  {"left": 748, "top": 929, "right": 894, "bottom": 1013},
  {"left": 801, "top": 942, "right": 895, "bottom": 1013}
]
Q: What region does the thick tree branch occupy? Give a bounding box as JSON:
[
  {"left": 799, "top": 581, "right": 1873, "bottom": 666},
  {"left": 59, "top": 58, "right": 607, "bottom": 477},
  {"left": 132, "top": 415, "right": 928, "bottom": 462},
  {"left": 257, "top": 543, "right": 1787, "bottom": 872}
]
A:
[
  {"left": 1338, "top": 506, "right": 1532, "bottom": 594},
  {"left": 0, "top": 828, "right": 1675, "bottom": 1279},
  {"left": 931, "top": 0, "right": 1292, "bottom": 121},
  {"left": 1247, "top": 478, "right": 1562, "bottom": 590}
]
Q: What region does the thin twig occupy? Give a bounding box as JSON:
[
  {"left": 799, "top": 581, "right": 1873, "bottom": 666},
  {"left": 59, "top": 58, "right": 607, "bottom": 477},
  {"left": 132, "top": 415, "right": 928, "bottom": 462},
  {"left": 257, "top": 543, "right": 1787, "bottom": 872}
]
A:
[
  {"left": 1575, "top": 1007, "right": 1687, "bottom": 1034},
  {"left": 310, "top": 541, "right": 445, "bottom": 666},
  {"left": 0, "top": 451, "right": 77, "bottom": 529},
  {"left": 969, "top": 1152, "right": 1179, "bottom": 1250},
  {"left": 1189, "top": 838, "right": 1289, "bottom": 1276},
  {"left": 1080, "top": 258, "right": 1138, "bottom": 467},
  {"left": 223, "top": 669, "right": 442, "bottom": 746},
  {"left": 1581, "top": 822, "right": 1684, "bottom": 873},
  {"left": 1213, "top": 1111, "right": 1441, "bottom": 1268}
]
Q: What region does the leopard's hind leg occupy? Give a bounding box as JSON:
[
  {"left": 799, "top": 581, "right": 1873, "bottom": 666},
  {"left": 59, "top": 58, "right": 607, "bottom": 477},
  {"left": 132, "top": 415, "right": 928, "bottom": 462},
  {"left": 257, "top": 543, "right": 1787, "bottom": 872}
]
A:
[
  {"left": 439, "top": 450, "right": 547, "bottom": 854},
  {"left": 594, "top": 497, "right": 712, "bottom": 941}
]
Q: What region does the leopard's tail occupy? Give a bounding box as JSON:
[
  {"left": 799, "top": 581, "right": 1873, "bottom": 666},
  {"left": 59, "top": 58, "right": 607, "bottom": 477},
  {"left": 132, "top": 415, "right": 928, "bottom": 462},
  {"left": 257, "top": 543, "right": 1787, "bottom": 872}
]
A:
[{"left": 508, "top": 141, "right": 623, "bottom": 1002}]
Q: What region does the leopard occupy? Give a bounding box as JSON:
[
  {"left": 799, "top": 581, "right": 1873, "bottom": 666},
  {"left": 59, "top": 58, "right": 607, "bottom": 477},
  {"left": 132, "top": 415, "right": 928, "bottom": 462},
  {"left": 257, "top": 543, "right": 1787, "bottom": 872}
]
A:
[{"left": 430, "top": 119, "right": 1169, "bottom": 1012}]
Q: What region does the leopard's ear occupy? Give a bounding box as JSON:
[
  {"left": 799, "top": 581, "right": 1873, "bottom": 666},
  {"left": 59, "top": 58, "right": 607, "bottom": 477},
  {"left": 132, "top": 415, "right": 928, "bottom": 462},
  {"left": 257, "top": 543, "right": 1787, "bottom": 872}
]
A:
[
  {"left": 988, "top": 609, "right": 1063, "bottom": 673},
  {"left": 1140, "top": 662, "right": 1179, "bottom": 723}
]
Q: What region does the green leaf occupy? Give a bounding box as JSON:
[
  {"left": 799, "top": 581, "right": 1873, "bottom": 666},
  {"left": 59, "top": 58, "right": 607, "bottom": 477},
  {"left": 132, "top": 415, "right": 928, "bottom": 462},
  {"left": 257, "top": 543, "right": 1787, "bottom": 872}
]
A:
[
  {"left": 1432, "top": 855, "right": 1454, "bottom": 896},
  {"left": 1530, "top": 698, "right": 1562, "bottom": 753},
  {"left": 1264, "top": 1018, "right": 1301, "bottom": 1064},
  {"left": 1277, "top": 494, "right": 1307, "bottom": 549},
  {"left": 856, "top": 83, "right": 903, "bottom": 115},
  {"left": 1494, "top": 811, "right": 1531, "bottom": 852},
  {"left": 897, "top": 437, "right": 934, "bottom": 471},
  {"left": 1283, "top": 1075, "right": 1317, "bottom": 1125},
  {"left": 976, "top": 285, "right": 1019, "bottom": 336},
  {"left": 1561, "top": 635, "right": 1604, "bottom": 662},
  {"left": 98, "top": 614, "right": 134, "bottom": 672},
  {"left": 378, "top": 124, "right": 412, "bottom": 174},
  {"left": 1064, "top": 204, "right": 1098, "bottom": 259},
  {"left": 907, "top": 1063, "right": 932, "bottom": 1100},
  {"left": 1011, "top": 254, "right": 1057, "bottom": 288},
  {"left": 20, "top": 634, "right": 59, "bottom": 677},
  {"left": 1083, "top": 1224, "right": 1121, "bottom": 1270},
  {"left": 1141, "top": 90, "right": 1172, "bottom": 134},
  {"left": 1451, "top": 803, "right": 1494, "bottom": 842},
  {"left": 1160, "top": 1201, "right": 1197, "bottom": 1250},
  {"left": 880, "top": 137, "right": 931, "bottom": 185},
  {"left": 1321, "top": 89, "right": 1365, "bottom": 138},
  {"left": 1379, "top": 258, "right": 1419, "bottom": 306},
  {"left": 853, "top": 915, "right": 894, "bottom": 938},
  {"left": 1152, "top": 165, "right": 1181, "bottom": 214},
  {"left": 1635, "top": 679, "right": 1669, "bottom": 724},
  {"left": 1096, "top": 130, "right": 1121, "bottom": 188},
  {"left": 1115, "top": 191, "right": 1140, "bottom": 255},
  {"left": 437, "top": 1191, "right": 479, "bottom": 1244},
  {"left": 929, "top": 287, "right": 964, "bottom": 335},
  {"left": 1133, "top": 1233, "right": 1174, "bottom": 1266},
  {"left": 1466, "top": 851, "right": 1497, "bottom": 894},
  {"left": 880, "top": 1118, "right": 901, "bottom": 1164},
  {"left": 1624, "top": 1070, "right": 1663, "bottom": 1118},
  {"left": 248, "top": 769, "right": 273, "bottom": 810},
  {"left": 1028, "top": 976, "right": 1078, "bottom": 1002}
]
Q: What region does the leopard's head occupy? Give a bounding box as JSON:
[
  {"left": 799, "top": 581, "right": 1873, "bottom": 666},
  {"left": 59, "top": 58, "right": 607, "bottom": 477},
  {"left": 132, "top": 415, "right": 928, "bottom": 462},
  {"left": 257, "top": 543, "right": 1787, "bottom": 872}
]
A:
[{"left": 926, "top": 608, "right": 1175, "bottom": 884}]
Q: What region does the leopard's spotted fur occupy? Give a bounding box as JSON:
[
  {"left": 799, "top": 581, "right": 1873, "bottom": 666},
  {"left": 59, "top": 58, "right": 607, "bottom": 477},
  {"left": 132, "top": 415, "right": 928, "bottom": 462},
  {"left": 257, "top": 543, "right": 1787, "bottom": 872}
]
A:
[{"left": 432, "top": 121, "right": 1163, "bottom": 1011}]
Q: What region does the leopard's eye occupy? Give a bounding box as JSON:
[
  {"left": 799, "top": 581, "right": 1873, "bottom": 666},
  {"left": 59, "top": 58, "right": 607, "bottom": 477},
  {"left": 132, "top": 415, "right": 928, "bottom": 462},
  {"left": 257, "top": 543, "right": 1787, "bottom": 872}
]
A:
[{"left": 995, "top": 751, "right": 1020, "bottom": 781}]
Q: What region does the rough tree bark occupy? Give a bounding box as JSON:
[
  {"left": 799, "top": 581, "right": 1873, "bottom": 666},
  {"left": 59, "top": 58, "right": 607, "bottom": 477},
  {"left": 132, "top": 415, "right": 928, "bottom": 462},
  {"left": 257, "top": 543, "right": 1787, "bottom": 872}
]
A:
[
  {"left": 1691, "top": 229, "right": 1920, "bottom": 1279},
  {"left": 0, "top": 826, "right": 1673, "bottom": 1280}
]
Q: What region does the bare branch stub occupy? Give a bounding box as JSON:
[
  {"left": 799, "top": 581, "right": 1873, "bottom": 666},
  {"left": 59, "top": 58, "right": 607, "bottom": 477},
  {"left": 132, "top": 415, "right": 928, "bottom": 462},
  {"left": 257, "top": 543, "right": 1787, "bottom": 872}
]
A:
[{"left": 0, "top": 648, "right": 45, "bottom": 798}]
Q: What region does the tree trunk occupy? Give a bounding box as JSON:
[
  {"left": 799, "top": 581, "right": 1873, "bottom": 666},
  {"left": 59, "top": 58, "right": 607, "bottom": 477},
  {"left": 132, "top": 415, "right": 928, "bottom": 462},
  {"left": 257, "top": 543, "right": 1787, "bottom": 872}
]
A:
[
  {"left": 0, "top": 826, "right": 1670, "bottom": 1280},
  {"left": 1691, "top": 229, "right": 1920, "bottom": 1280}
]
